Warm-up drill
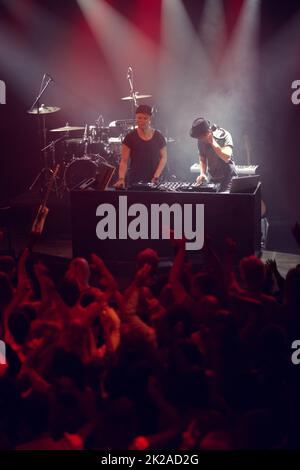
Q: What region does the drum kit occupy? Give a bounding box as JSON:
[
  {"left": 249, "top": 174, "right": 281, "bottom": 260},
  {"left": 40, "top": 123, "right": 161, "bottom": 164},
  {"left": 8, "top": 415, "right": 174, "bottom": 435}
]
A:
[
  {"left": 48, "top": 120, "right": 123, "bottom": 191},
  {"left": 28, "top": 72, "right": 175, "bottom": 195},
  {"left": 27, "top": 93, "right": 149, "bottom": 193},
  {"left": 27, "top": 67, "right": 179, "bottom": 195}
]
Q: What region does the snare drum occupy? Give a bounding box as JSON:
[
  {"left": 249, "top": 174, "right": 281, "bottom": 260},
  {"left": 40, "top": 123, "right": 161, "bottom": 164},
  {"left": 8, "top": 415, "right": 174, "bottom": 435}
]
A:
[{"left": 64, "top": 157, "right": 98, "bottom": 191}]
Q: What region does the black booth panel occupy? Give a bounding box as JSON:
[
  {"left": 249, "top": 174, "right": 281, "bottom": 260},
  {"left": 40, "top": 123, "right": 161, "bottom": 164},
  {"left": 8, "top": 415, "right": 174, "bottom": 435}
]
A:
[{"left": 71, "top": 186, "right": 261, "bottom": 262}]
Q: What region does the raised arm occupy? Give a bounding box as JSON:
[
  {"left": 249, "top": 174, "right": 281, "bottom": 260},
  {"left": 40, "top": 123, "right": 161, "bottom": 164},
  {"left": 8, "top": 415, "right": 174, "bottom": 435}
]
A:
[
  {"left": 90, "top": 253, "right": 123, "bottom": 309},
  {"left": 209, "top": 131, "right": 233, "bottom": 163},
  {"left": 4, "top": 249, "right": 32, "bottom": 341}
]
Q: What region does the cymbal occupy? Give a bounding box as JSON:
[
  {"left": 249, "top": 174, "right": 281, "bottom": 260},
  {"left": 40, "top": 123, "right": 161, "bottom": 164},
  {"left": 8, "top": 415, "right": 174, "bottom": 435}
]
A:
[
  {"left": 64, "top": 138, "right": 83, "bottom": 144},
  {"left": 109, "top": 119, "right": 134, "bottom": 127},
  {"left": 89, "top": 125, "right": 110, "bottom": 130},
  {"left": 28, "top": 105, "right": 60, "bottom": 115},
  {"left": 50, "top": 125, "right": 85, "bottom": 132},
  {"left": 121, "top": 93, "right": 152, "bottom": 101}
]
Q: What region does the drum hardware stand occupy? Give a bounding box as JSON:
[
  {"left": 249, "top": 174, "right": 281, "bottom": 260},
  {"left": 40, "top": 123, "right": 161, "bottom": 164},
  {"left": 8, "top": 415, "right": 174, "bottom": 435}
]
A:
[
  {"left": 95, "top": 114, "right": 105, "bottom": 129},
  {"left": 28, "top": 134, "right": 64, "bottom": 197},
  {"left": 82, "top": 124, "right": 89, "bottom": 157},
  {"left": 37, "top": 134, "right": 66, "bottom": 198},
  {"left": 27, "top": 73, "right": 59, "bottom": 196}
]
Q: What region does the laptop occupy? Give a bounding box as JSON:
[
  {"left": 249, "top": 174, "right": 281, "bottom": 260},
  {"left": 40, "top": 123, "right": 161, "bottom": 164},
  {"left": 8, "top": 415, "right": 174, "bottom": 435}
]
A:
[
  {"left": 230, "top": 175, "right": 260, "bottom": 194},
  {"left": 74, "top": 162, "right": 115, "bottom": 191}
]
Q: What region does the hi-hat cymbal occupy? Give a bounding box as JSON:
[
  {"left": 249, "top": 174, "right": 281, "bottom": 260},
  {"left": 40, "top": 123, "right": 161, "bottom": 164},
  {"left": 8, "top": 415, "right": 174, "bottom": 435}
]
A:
[
  {"left": 64, "top": 138, "right": 83, "bottom": 144},
  {"left": 28, "top": 105, "right": 60, "bottom": 115},
  {"left": 50, "top": 125, "right": 85, "bottom": 132},
  {"left": 89, "top": 125, "right": 110, "bottom": 130},
  {"left": 108, "top": 137, "right": 122, "bottom": 144},
  {"left": 121, "top": 93, "right": 152, "bottom": 101},
  {"left": 109, "top": 119, "right": 135, "bottom": 127}
]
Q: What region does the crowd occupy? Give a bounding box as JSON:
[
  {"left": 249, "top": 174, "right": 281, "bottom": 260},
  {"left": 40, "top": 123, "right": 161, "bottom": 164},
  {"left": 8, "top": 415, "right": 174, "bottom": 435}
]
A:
[{"left": 0, "top": 224, "right": 300, "bottom": 450}]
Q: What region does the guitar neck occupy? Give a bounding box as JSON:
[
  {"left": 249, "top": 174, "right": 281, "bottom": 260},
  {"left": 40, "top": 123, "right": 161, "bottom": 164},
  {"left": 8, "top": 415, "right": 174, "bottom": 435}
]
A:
[{"left": 41, "top": 164, "right": 60, "bottom": 208}]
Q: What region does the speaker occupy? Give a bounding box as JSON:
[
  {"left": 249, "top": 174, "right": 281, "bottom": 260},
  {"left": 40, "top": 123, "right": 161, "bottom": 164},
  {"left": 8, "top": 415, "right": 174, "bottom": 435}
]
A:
[
  {"left": 74, "top": 162, "right": 115, "bottom": 191},
  {"left": 95, "top": 162, "right": 115, "bottom": 190}
]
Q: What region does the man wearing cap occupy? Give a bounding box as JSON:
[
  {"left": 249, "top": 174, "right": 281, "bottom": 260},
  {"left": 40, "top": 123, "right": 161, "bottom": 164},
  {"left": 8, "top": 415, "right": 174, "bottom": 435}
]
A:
[
  {"left": 114, "top": 105, "right": 167, "bottom": 188},
  {"left": 190, "top": 117, "right": 237, "bottom": 192}
]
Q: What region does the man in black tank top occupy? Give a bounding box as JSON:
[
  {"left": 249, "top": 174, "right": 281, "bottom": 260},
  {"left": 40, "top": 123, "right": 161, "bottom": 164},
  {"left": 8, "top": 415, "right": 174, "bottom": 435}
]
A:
[
  {"left": 114, "top": 105, "right": 167, "bottom": 188},
  {"left": 190, "top": 117, "right": 237, "bottom": 192}
]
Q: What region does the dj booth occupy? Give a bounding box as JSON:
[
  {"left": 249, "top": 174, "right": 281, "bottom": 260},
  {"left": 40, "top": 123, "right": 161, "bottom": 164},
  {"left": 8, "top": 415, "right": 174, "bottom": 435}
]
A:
[{"left": 71, "top": 182, "right": 262, "bottom": 263}]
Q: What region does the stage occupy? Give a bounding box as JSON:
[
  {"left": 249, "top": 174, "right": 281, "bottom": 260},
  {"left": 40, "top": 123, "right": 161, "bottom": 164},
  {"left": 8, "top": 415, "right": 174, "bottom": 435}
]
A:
[{"left": 1, "top": 188, "right": 299, "bottom": 280}]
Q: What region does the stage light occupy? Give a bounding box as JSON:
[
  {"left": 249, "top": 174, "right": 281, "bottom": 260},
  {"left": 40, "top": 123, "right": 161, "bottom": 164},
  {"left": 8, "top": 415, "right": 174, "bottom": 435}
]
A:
[{"left": 77, "top": 0, "right": 160, "bottom": 92}]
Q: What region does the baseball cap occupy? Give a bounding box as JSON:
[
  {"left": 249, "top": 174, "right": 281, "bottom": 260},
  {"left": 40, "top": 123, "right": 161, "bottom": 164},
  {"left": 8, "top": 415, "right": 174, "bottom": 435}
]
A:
[{"left": 190, "top": 117, "right": 211, "bottom": 138}]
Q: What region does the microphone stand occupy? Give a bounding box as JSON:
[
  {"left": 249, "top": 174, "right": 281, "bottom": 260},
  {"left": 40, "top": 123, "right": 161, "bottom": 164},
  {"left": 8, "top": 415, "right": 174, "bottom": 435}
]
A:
[
  {"left": 28, "top": 74, "right": 54, "bottom": 193},
  {"left": 29, "top": 74, "right": 52, "bottom": 112},
  {"left": 127, "top": 67, "right": 137, "bottom": 123}
]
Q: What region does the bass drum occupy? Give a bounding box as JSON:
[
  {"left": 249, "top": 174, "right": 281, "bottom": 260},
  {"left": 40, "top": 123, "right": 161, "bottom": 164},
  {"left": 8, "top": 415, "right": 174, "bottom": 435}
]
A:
[{"left": 64, "top": 156, "right": 99, "bottom": 191}]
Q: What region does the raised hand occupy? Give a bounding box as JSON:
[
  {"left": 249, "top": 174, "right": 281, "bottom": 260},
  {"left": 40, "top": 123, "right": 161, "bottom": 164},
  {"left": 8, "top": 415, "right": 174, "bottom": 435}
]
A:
[
  {"left": 135, "top": 263, "right": 152, "bottom": 286},
  {"left": 265, "top": 258, "right": 278, "bottom": 273}
]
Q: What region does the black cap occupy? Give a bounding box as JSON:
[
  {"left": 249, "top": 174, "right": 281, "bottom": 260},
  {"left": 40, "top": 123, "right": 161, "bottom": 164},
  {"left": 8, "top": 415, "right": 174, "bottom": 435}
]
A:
[
  {"left": 190, "top": 117, "right": 211, "bottom": 138},
  {"left": 135, "top": 104, "right": 152, "bottom": 116}
]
